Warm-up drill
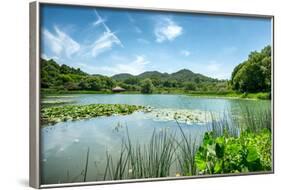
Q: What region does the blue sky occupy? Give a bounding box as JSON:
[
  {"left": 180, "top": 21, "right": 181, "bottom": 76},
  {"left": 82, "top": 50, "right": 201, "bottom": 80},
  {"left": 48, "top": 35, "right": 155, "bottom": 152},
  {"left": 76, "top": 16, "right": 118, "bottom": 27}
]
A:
[{"left": 40, "top": 4, "right": 272, "bottom": 79}]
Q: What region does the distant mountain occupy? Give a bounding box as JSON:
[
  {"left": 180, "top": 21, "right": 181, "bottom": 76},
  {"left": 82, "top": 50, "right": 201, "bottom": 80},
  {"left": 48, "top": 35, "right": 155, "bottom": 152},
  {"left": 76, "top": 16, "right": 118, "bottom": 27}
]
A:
[
  {"left": 41, "top": 58, "right": 220, "bottom": 90},
  {"left": 170, "top": 69, "right": 215, "bottom": 82},
  {"left": 138, "top": 71, "right": 169, "bottom": 79},
  {"left": 111, "top": 73, "right": 134, "bottom": 81},
  {"left": 111, "top": 69, "right": 217, "bottom": 83}
]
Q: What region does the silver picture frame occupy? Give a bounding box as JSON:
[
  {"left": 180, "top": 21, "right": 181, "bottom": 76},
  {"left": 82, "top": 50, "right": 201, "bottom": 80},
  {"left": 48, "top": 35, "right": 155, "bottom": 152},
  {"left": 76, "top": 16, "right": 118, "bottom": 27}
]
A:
[{"left": 30, "top": 1, "right": 275, "bottom": 188}]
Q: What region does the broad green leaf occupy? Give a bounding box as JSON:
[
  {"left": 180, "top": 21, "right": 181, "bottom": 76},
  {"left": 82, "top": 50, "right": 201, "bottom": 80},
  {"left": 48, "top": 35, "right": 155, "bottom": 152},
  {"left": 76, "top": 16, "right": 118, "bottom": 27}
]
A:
[{"left": 247, "top": 146, "right": 259, "bottom": 162}]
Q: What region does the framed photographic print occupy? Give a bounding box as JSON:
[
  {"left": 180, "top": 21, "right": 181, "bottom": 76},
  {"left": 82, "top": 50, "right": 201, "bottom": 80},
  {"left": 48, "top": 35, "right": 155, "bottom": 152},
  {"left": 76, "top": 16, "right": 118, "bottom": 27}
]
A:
[{"left": 29, "top": 1, "right": 274, "bottom": 188}]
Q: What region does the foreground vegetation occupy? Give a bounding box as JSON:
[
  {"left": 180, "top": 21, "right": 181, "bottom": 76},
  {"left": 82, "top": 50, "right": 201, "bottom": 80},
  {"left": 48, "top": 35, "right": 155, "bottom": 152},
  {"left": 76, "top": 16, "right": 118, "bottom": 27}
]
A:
[
  {"left": 41, "top": 104, "right": 144, "bottom": 125},
  {"left": 58, "top": 105, "right": 271, "bottom": 183},
  {"left": 109, "top": 106, "right": 271, "bottom": 179},
  {"left": 195, "top": 129, "right": 271, "bottom": 174}
]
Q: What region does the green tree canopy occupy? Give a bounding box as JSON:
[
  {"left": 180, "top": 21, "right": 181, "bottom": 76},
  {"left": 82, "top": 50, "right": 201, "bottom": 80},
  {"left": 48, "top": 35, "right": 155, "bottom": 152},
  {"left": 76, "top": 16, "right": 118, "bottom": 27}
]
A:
[
  {"left": 140, "top": 78, "right": 154, "bottom": 94},
  {"left": 231, "top": 45, "right": 271, "bottom": 93}
]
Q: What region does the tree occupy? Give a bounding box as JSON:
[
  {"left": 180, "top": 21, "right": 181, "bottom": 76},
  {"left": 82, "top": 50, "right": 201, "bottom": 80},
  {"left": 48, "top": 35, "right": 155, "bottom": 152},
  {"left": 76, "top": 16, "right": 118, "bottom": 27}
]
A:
[
  {"left": 78, "top": 80, "right": 90, "bottom": 89},
  {"left": 124, "top": 77, "right": 139, "bottom": 85},
  {"left": 140, "top": 79, "right": 154, "bottom": 94},
  {"left": 231, "top": 45, "right": 271, "bottom": 93},
  {"left": 194, "top": 77, "right": 201, "bottom": 84},
  {"left": 86, "top": 77, "right": 103, "bottom": 91},
  {"left": 184, "top": 82, "right": 196, "bottom": 91}
]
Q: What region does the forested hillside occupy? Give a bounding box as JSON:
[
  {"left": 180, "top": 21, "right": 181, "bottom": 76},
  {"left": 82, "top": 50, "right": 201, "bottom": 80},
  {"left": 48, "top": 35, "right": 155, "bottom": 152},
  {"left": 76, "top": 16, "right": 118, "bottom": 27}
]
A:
[
  {"left": 41, "top": 59, "right": 228, "bottom": 93},
  {"left": 40, "top": 45, "right": 271, "bottom": 98}
]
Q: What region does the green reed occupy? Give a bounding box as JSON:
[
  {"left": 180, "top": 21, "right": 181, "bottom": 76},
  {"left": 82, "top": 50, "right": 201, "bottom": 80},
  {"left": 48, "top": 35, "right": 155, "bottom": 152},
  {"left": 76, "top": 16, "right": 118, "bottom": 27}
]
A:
[{"left": 175, "top": 121, "right": 199, "bottom": 176}]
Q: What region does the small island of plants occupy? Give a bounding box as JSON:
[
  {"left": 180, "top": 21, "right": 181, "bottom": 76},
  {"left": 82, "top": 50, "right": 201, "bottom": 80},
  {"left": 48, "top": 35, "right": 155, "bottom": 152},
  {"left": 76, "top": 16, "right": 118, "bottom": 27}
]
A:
[{"left": 41, "top": 104, "right": 145, "bottom": 125}]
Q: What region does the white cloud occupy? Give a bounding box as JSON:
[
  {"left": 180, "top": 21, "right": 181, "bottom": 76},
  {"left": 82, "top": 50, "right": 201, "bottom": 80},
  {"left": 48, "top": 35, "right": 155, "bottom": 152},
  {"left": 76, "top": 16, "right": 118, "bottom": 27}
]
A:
[
  {"left": 154, "top": 18, "right": 182, "bottom": 43},
  {"left": 80, "top": 55, "right": 149, "bottom": 75},
  {"left": 43, "top": 26, "right": 80, "bottom": 58},
  {"left": 112, "top": 55, "right": 149, "bottom": 75},
  {"left": 91, "top": 10, "right": 123, "bottom": 57},
  {"left": 127, "top": 13, "right": 142, "bottom": 34},
  {"left": 181, "top": 50, "right": 190, "bottom": 57},
  {"left": 41, "top": 53, "right": 60, "bottom": 61},
  {"left": 93, "top": 16, "right": 106, "bottom": 26},
  {"left": 91, "top": 31, "right": 123, "bottom": 57},
  {"left": 41, "top": 53, "right": 50, "bottom": 60},
  {"left": 104, "top": 55, "right": 149, "bottom": 75},
  {"left": 203, "top": 61, "right": 230, "bottom": 79},
  {"left": 206, "top": 63, "right": 220, "bottom": 72}
]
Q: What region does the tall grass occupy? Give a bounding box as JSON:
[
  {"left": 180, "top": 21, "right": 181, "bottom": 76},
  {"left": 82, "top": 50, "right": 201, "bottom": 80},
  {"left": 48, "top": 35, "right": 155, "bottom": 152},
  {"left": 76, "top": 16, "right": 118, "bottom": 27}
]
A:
[
  {"left": 208, "top": 112, "right": 240, "bottom": 138},
  {"left": 103, "top": 127, "right": 176, "bottom": 180},
  {"left": 176, "top": 121, "right": 199, "bottom": 176},
  {"left": 83, "top": 147, "right": 90, "bottom": 182},
  {"left": 239, "top": 105, "right": 271, "bottom": 133},
  {"left": 103, "top": 141, "right": 129, "bottom": 180},
  {"left": 126, "top": 128, "right": 176, "bottom": 178}
]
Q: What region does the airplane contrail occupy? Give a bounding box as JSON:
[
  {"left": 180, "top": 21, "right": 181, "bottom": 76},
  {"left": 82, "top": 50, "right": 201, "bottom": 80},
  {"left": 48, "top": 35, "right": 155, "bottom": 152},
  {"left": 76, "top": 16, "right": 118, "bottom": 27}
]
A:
[{"left": 93, "top": 9, "right": 124, "bottom": 47}]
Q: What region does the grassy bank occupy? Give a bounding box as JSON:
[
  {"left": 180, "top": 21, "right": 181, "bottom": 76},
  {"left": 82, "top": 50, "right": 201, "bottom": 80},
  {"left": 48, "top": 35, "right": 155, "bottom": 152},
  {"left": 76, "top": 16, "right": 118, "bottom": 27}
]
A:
[
  {"left": 186, "top": 91, "right": 271, "bottom": 100},
  {"left": 41, "top": 88, "right": 271, "bottom": 100},
  {"left": 41, "top": 104, "right": 144, "bottom": 125}
]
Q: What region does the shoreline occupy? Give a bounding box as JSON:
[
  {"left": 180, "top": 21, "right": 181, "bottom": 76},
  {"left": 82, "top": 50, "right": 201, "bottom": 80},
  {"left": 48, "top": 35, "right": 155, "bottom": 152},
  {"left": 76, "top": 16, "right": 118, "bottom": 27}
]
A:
[{"left": 41, "top": 90, "right": 271, "bottom": 100}]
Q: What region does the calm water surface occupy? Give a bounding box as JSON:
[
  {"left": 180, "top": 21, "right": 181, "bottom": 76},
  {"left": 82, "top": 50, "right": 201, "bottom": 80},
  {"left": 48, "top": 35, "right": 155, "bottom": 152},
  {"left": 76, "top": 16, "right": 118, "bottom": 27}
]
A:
[{"left": 41, "top": 94, "right": 270, "bottom": 184}]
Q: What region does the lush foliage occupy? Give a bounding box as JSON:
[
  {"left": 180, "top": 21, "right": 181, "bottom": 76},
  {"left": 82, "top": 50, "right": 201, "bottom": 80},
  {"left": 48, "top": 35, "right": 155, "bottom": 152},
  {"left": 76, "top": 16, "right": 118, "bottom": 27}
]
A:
[
  {"left": 140, "top": 78, "right": 154, "bottom": 94},
  {"left": 231, "top": 46, "right": 271, "bottom": 93},
  {"left": 114, "top": 69, "right": 229, "bottom": 93},
  {"left": 41, "top": 104, "right": 144, "bottom": 125},
  {"left": 41, "top": 58, "right": 229, "bottom": 94},
  {"left": 41, "top": 45, "right": 271, "bottom": 97},
  {"left": 195, "top": 129, "right": 271, "bottom": 174},
  {"left": 41, "top": 59, "right": 115, "bottom": 91}
]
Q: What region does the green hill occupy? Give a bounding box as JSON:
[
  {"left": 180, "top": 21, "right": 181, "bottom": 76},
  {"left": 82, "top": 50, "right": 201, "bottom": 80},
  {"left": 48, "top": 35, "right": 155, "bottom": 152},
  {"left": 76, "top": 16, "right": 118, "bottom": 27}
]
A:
[
  {"left": 112, "top": 69, "right": 216, "bottom": 83},
  {"left": 111, "top": 73, "right": 134, "bottom": 81},
  {"left": 40, "top": 58, "right": 227, "bottom": 93}
]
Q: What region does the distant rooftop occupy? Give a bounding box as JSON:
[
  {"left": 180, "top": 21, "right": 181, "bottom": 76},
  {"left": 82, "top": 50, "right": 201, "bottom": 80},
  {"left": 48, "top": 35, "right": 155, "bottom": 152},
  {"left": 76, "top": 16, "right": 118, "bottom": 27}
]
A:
[{"left": 112, "top": 86, "right": 126, "bottom": 92}]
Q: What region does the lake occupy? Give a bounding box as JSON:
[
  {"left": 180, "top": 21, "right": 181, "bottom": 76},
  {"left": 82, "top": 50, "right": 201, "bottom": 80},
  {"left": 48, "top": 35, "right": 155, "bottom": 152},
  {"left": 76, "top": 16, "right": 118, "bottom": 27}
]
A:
[{"left": 40, "top": 94, "right": 270, "bottom": 184}]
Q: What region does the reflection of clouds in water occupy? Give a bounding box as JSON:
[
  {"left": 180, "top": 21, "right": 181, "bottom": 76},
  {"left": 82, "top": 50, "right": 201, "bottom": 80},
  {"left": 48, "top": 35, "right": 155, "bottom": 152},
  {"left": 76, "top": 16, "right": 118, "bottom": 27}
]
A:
[
  {"left": 40, "top": 112, "right": 210, "bottom": 184},
  {"left": 42, "top": 123, "right": 82, "bottom": 154}
]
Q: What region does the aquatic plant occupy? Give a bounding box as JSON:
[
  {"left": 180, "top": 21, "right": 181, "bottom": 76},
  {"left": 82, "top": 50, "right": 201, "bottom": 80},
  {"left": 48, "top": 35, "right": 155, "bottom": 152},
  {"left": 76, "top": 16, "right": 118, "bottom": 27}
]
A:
[
  {"left": 83, "top": 147, "right": 90, "bottom": 182},
  {"left": 41, "top": 104, "right": 144, "bottom": 125},
  {"left": 41, "top": 99, "right": 76, "bottom": 108},
  {"left": 239, "top": 104, "right": 271, "bottom": 133},
  {"left": 176, "top": 121, "right": 200, "bottom": 176},
  {"left": 103, "top": 127, "right": 176, "bottom": 180},
  {"left": 103, "top": 141, "right": 130, "bottom": 180},
  {"left": 208, "top": 112, "right": 240, "bottom": 138},
  {"left": 126, "top": 128, "right": 176, "bottom": 178}
]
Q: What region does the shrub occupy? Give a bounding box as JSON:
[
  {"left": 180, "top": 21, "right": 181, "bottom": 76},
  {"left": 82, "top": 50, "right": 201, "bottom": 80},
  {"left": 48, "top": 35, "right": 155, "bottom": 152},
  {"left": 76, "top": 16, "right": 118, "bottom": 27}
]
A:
[{"left": 195, "top": 129, "right": 271, "bottom": 174}]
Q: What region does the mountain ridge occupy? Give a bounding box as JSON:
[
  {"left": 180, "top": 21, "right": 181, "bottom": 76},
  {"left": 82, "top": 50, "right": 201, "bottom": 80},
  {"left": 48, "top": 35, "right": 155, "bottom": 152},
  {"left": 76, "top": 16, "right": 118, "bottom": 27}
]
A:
[{"left": 111, "top": 69, "right": 218, "bottom": 83}]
